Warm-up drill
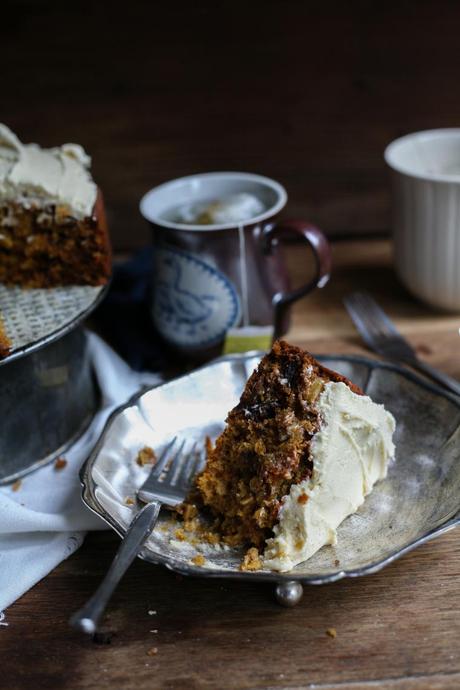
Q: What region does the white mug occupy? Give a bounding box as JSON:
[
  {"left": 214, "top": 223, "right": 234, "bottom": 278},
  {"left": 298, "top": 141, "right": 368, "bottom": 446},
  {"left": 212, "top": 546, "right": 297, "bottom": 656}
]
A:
[{"left": 385, "top": 129, "right": 460, "bottom": 312}]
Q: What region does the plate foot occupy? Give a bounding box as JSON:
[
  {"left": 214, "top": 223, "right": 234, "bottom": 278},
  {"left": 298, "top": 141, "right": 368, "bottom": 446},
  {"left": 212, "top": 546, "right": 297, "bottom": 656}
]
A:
[{"left": 275, "top": 580, "right": 303, "bottom": 607}]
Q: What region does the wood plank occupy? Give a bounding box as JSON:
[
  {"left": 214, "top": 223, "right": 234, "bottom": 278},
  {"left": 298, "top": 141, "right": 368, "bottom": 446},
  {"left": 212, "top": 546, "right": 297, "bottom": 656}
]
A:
[
  {"left": 272, "top": 674, "right": 460, "bottom": 690},
  {"left": 1, "top": 529, "right": 459, "bottom": 690},
  {"left": 1, "top": 238, "right": 459, "bottom": 689}
]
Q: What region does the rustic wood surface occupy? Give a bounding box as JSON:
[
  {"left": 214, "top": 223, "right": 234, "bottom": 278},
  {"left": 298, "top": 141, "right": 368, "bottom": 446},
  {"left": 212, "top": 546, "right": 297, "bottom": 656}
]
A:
[
  {"left": 4, "top": 1, "right": 460, "bottom": 250},
  {"left": 1, "top": 239, "right": 459, "bottom": 690}
]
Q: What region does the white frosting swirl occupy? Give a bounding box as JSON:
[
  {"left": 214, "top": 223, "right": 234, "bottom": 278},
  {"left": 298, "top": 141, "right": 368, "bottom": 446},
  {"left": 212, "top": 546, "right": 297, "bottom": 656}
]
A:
[
  {"left": 263, "top": 381, "right": 396, "bottom": 571},
  {"left": 0, "top": 124, "right": 97, "bottom": 218}
]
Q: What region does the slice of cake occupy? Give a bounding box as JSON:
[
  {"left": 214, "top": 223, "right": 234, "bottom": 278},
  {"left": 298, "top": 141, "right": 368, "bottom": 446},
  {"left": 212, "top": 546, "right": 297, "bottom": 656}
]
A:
[
  {"left": 0, "top": 124, "right": 110, "bottom": 288},
  {"left": 195, "top": 340, "right": 395, "bottom": 571}
]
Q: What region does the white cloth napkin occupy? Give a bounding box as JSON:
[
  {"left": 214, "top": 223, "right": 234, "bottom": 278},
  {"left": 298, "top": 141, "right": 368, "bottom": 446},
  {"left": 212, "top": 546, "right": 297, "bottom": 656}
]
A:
[{"left": 0, "top": 332, "right": 160, "bottom": 612}]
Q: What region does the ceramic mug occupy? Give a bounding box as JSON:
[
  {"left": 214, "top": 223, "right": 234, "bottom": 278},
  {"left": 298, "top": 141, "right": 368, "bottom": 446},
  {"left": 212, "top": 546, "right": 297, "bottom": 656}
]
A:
[
  {"left": 385, "top": 129, "right": 460, "bottom": 312},
  {"left": 140, "top": 172, "right": 331, "bottom": 357}
]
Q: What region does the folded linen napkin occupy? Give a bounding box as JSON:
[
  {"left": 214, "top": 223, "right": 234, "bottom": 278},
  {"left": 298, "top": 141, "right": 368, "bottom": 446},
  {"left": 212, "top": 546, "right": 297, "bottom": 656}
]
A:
[{"left": 0, "top": 331, "right": 160, "bottom": 612}]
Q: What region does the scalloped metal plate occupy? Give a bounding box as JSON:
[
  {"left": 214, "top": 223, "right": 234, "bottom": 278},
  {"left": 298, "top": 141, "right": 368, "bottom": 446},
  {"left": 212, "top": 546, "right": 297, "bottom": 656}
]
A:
[{"left": 80, "top": 353, "right": 460, "bottom": 585}]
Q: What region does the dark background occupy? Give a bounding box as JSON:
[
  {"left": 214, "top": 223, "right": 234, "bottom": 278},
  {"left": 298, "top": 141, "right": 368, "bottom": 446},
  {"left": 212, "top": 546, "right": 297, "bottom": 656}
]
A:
[{"left": 3, "top": 0, "right": 460, "bottom": 251}]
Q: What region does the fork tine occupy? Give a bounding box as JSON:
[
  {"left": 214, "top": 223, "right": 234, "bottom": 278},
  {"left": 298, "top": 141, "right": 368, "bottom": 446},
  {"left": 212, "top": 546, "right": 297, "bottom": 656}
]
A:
[
  {"left": 180, "top": 443, "right": 207, "bottom": 489},
  {"left": 344, "top": 294, "right": 379, "bottom": 349},
  {"left": 354, "top": 292, "right": 400, "bottom": 337},
  {"left": 150, "top": 436, "right": 177, "bottom": 479},
  {"left": 345, "top": 292, "right": 396, "bottom": 342},
  {"left": 353, "top": 294, "right": 386, "bottom": 339},
  {"left": 173, "top": 441, "right": 198, "bottom": 488},
  {"left": 344, "top": 290, "right": 416, "bottom": 362},
  {"left": 164, "top": 438, "right": 187, "bottom": 484}
]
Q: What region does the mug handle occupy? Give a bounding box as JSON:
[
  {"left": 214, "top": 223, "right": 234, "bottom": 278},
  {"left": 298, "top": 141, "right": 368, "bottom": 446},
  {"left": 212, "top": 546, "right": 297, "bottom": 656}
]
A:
[{"left": 262, "top": 219, "right": 332, "bottom": 338}]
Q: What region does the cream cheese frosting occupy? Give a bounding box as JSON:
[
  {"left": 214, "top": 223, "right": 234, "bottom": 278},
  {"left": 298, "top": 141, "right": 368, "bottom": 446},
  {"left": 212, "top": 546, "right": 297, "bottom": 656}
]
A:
[
  {"left": 263, "top": 381, "right": 396, "bottom": 571},
  {"left": 0, "top": 124, "right": 97, "bottom": 219}
]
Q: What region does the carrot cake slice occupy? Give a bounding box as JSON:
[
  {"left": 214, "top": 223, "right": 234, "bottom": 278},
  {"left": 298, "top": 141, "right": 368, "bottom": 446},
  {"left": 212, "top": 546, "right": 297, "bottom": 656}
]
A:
[
  {"left": 0, "top": 124, "right": 111, "bottom": 358},
  {"left": 194, "top": 340, "right": 395, "bottom": 571}
]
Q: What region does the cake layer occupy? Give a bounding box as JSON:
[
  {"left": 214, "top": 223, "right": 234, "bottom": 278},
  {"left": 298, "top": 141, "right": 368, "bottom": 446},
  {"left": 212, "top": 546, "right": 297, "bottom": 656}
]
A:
[{"left": 0, "top": 189, "right": 111, "bottom": 288}]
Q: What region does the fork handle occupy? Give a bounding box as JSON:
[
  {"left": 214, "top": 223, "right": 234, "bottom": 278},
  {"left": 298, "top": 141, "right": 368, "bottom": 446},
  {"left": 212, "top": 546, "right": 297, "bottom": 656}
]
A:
[
  {"left": 406, "top": 357, "right": 460, "bottom": 397},
  {"left": 69, "top": 500, "right": 161, "bottom": 634}
]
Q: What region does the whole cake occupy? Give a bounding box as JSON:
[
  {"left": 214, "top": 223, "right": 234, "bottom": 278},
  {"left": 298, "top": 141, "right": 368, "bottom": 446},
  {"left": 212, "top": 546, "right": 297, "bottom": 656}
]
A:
[
  {"left": 0, "top": 124, "right": 111, "bottom": 357},
  {"left": 194, "top": 340, "right": 396, "bottom": 571}
]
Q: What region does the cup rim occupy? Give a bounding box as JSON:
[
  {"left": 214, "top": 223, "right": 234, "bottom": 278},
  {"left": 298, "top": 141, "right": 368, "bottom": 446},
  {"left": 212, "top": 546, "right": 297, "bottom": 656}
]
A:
[
  {"left": 384, "top": 128, "right": 460, "bottom": 183},
  {"left": 139, "top": 171, "right": 288, "bottom": 231}
]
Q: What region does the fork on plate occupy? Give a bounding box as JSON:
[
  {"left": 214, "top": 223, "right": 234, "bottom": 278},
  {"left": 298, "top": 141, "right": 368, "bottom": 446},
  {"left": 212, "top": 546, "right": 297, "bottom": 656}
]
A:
[
  {"left": 344, "top": 291, "right": 460, "bottom": 397},
  {"left": 70, "top": 436, "right": 202, "bottom": 634}
]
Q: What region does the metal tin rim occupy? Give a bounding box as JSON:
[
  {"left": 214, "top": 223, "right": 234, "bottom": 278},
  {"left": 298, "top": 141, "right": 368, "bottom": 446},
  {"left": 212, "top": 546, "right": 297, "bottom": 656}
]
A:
[{"left": 0, "top": 280, "right": 110, "bottom": 368}]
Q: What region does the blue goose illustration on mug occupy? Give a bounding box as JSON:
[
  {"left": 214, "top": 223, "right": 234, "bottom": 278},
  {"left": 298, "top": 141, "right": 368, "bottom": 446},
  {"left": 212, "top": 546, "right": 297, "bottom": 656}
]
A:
[
  {"left": 157, "top": 255, "right": 217, "bottom": 325},
  {"left": 153, "top": 246, "right": 240, "bottom": 347}
]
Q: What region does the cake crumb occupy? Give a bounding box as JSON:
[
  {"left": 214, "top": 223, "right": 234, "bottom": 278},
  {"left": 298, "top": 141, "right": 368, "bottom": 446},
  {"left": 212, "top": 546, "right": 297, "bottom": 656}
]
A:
[
  {"left": 182, "top": 503, "right": 198, "bottom": 521},
  {"left": 54, "top": 456, "right": 67, "bottom": 471},
  {"left": 184, "top": 518, "right": 200, "bottom": 532},
  {"left": 124, "top": 497, "right": 135, "bottom": 506},
  {"left": 174, "top": 528, "right": 186, "bottom": 542},
  {"left": 191, "top": 554, "right": 206, "bottom": 567},
  {"left": 202, "top": 531, "right": 220, "bottom": 545},
  {"left": 297, "top": 493, "right": 309, "bottom": 504},
  {"left": 147, "top": 647, "right": 158, "bottom": 656},
  {"left": 326, "top": 627, "right": 337, "bottom": 638},
  {"left": 11, "top": 480, "right": 22, "bottom": 492},
  {"left": 136, "top": 446, "right": 157, "bottom": 467},
  {"left": 240, "top": 547, "right": 262, "bottom": 571},
  {"left": 179, "top": 503, "right": 200, "bottom": 532}
]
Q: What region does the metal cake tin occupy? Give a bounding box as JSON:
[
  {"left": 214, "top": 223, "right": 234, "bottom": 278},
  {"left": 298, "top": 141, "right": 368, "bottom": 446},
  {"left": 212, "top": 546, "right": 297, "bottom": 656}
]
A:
[
  {"left": 0, "top": 283, "right": 108, "bottom": 483},
  {"left": 79, "top": 352, "right": 460, "bottom": 605}
]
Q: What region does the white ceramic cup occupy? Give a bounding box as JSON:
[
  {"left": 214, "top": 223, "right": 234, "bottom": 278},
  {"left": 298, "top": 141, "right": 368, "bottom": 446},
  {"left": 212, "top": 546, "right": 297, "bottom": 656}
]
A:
[{"left": 385, "top": 129, "right": 460, "bottom": 311}]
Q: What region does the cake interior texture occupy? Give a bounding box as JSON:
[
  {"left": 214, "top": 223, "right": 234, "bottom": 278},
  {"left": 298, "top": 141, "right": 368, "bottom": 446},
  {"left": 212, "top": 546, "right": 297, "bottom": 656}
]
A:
[
  {"left": 0, "top": 190, "right": 110, "bottom": 288},
  {"left": 193, "top": 340, "right": 396, "bottom": 571},
  {"left": 195, "top": 340, "right": 363, "bottom": 548}
]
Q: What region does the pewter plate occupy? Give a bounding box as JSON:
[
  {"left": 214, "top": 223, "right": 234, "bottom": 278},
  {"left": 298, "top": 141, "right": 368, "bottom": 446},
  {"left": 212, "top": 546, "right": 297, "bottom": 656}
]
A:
[{"left": 80, "top": 353, "right": 460, "bottom": 587}]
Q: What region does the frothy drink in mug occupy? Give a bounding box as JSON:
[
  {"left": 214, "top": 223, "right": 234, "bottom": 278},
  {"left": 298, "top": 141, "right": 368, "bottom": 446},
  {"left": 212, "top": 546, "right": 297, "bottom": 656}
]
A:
[{"left": 169, "top": 192, "right": 267, "bottom": 226}]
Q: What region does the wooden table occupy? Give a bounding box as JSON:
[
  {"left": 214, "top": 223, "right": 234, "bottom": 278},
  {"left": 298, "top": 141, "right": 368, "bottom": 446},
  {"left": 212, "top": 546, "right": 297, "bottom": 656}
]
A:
[{"left": 2, "top": 239, "right": 459, "bottom": 690}]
